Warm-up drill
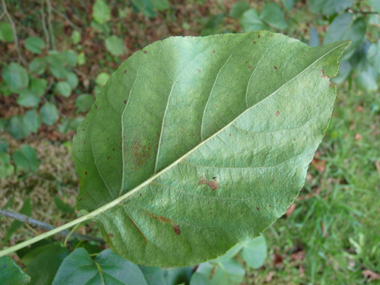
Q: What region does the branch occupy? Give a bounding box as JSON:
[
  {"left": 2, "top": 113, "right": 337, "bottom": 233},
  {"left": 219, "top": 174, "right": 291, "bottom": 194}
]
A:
[
  {"left": 347, "top": 8, "right": 379, "bottom": 15},
  {"left": 0, "top": 209, "right": 104, "bottom": 243},
  {"left": 45, "top": 0, "right": 56, "bottom": 50},
  {"left": 1, "top": 0, "right": 26, "bottom": 64},
  {"left": 52, "top": 7, "right": 83, "bottom": 32},
  {"left": 41, "top": 0, "right": 50, "bottom": 51}
]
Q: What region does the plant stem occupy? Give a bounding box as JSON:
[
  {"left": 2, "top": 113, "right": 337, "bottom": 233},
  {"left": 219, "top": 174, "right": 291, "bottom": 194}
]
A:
[
  {"left": 41, "top": 0, "right": 50, "bottom": 51},
  {"left": 0, "top": 209, "right": 104, "bottom": 244},
  {"left": 45, "top": 0, "right": 56, "bottom": 50},
  {"left": 1, "top": 0, "right": 26, "bottom": 64},
  {"left": 52, "top": 7, "right": 83, "bottom": 32}
]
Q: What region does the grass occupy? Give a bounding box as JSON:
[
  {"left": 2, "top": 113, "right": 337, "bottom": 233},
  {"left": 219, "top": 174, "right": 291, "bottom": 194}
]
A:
[{"left": 245, "top": 86, "right": 380, "bottom": 284}]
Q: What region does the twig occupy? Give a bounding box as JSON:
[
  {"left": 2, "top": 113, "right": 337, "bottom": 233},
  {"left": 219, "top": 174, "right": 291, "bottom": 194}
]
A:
[
  {"left": 45, "top": 0, "right": 56, "bottom": 50},
  {"left": 347, "top": 8, "right": 379, "bottom": 15},
  {"left": 52, "top": 7, "right": 83, "bottom": 32},
  {"left": 0, "top": 209, "right": 105, "bottom": 243},
  {"left": 41, "top": 0, "right": 50, "bottom": 51},
  {"left": 1, "top": 0, "right": 26, "bottom": 64},
  {"left": 0, "top": 11, "right": 5, "bottom": 21}
]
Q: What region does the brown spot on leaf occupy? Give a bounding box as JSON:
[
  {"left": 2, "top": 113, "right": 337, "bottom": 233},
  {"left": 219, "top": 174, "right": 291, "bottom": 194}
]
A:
[
  {"left": 197, "top": 69, "right": 201, "bottom": 73},
  {"left": 274, "top": 66, "right": 277, "bottom": 70},
  {"left": 320, "top": 70, "right": 329, "bottom": 78},
  {"left": 123, "top": 70, "right": 127, "bottom": 74},
  {"left": 124, "top": 100, "right": 127, "bottom": 104},
  {"left": 253, "top": 41, "right": 256, "bottom": 44},
  {"left": 276, "top": 111, "right": 280, "bottom": 117},
  {"left": 258, "top": 34, "right": 260, "bottom": 38},
  {"left": 198, "top": 175, "right": 220, "bottom": 190},
  {"left": 85, "top": 171, "right": 87, "bottom": 175},
  {"left": 109, "top": 234, "right": 113, "bottom": 237},
  {"left": 173, "top": 225, "right": 180, "bottom": 235},
  {"left": 143, "top": 51, "right": 147, "bottom": 54}
]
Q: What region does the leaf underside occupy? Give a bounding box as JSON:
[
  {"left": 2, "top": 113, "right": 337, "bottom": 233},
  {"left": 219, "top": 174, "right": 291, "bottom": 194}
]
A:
[{"left": 73, "top": 31, "right": 349, "bottom": 266}]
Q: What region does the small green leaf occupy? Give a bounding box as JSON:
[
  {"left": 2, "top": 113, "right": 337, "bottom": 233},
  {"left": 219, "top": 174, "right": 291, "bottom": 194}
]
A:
[
  {"left": 25, "top": 244, "right": 70, "bottom": 285},
  {"left": 0, "top": 152, "right": 14, "bottom": 179},
  {"left": 40, "top": 102, "right": 58, "bottom": 125},
  {"left": 25, "top": 36, "right": 46, "bottom": 54},
  {"left": 49, "top": 65, "right": 70, "bottom": 80},
  {"left": 282, "top": 0, "right": 297, "bottom": 11},
  {"left": 75, "top": 94, "right": 94, "bottom": 112},
  {"left": 71, "top": 30, "right": 81, "bottom": 44},
  {"left": 17, "top": 90, "right": 40, "bottom": 107},
  {"left": 239, "top": 9, "right": 269, "bottom": 32},
  {"left": 152, "top": 0, "right": 169, "bottom": 11},
  {"left": 202, "top": 13, "right": 225, "bottom": 36},
  {"left": 13, "top": 145, "right": 40, "bottom": 173},
  {"left": 229, "top": 1, "right": 250, "bottom": 18},
  {"left": 190, "top": 273, "right": 211, "bottom": 285},
  {"left": 54, "top": 196, "right": 75, "bottom": 214},
  {"left": 77, "top": 52, "right": 86, "bottom": 65},
  {"left": 30, "top": 77, "right": 47, "bottom": 97},
  {"left": 139, "top": 266, "right": 166, "bottom": 285},
  {"left": 63, "top": 49, "right": 77, "bottom": 66},
  {"left": 0, "top": 22, "right": 14, "bottom": 42},
  {"left": 3, "top": 63, "right": 29, "bottom": 91},
  {"left": 0, "top": 256, "right": 31, "bottom": 285},
  {"left": 0, "top": 118, "right": 8, "bottom": 131},
  {"left": 309, "top": 0, "right": 354, "bottom": 15},
  {"left": 260, "top": 2, "right": 288, "bottom": 29},
  {"left": 132, "top": 0, "right": 156, "bottom": 17},
  {"left": 355, "top": 66, "right": 378, "bottom": 92},
  {"left": 53, "top": 248, "right": 148, "bottom": 285},
  {"left": 29, "top": 58, "right": 47, "bottom": 75},
  {"left": 241, "top": 235, "right": 267, "bottom": 269},
  {"left": 105, "top": 35, "right": 125, "bottom": 56},
  {"left": 164, "top": 267, "right": 193, "bottom": 285},
  {"left": 24, "top": 110, "right": 41, "bottom": 133},
  {"left": 7, "top": 115, "right": 30, "bottom": 139},
  {"left": 4, "top": 198, "right": 32, "bottom": 243},
  {"left": 366, "top": 40, "right": 380, "bottom": 73},
  {"left": 66, "top": 72, "right": 79, "bottom": 89},
  {"left": 93, "top": 0, "right": 111, "bottom": 24},
  {"left": 95, "top": 72, "right": 110, "bottom": 86},
  {"left": 56, "top": 82, "right": 72, "bottom": 97},
  {"left": 47, "top": 51, "right": 66, "bottom": 66},
  {"left": 309, "top": 26, "right": 319, "bottom": 47},
  {"left": 210, "top": 242, "right": 244, "bottom": 263},
  {"left": 368, "top": 0, "right": 380, "bottom": 13},
  {"left": 210, "top": 259, "right": 245, "bottom": 285},
  {"left": 332, "top": 60, "right": 352, "bottom": 84},
  {"left": 0, "top": 139, "right": 8, "bottom": 152}
]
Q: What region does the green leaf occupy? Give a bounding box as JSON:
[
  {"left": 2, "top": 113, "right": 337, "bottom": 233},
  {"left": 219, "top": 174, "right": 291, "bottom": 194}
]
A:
[
  {"left": 324, "top": 14, "right": 366, "bottom": 62},
  {"left": 0, "top": 256, "right": 31, "bottom": 285},
  {"left": 13, "top": 145, "right": 40, "bottom": 173},
  {"left": 93, "top": 0, "right": 111, "bottom": 24},
  {"left": 164, "top": 267, "right": 193, "bottom": 285},
  {"left": 282, "top": 0, "right": 297, "bottom": 11},
  {"left": 96, "top": 72, "right": 110, "bottom": 86},
  {"left": 309, "top": 26, "right": 319, "bottom": 47},
  {"left": 0, "top": 152, "right": 14, "bottom": 179},
  {"left": 355, "top": 66, "right": 378, "bottom": 92},
  {"left": 47, "top": 51, "right": 66, "bottom": 66},
  {"left": 7, "top": 115, "right": 30, "bottom": 139},
  {"left": 241, "top": 235, "right": 267, "bottom": 268},
  {"left": 25, "top": 36, "right": 45, "bottom": 54},
  {"left": 66, "top": 72, "right": 79, "bottom": 89},
  {"left": 0, "top": 139, "right": 8, "bottom": 152},
  {"left": 29, "top": 58, "right": 47, "bottom": 75},
  {"left": 3, "top": 63, "right": 29, "bottom": 91},
  {"left": 72, "top": 33, "right": 349, "bottom": 266},
  {"left": 239, "top": 9, "right": 269, "bottom": 32},
  {"left": 54, "top": 196, "right": 75, "bottom": 214},
  {"left": 203, "top": 13, "right": 226, "bottom": 36},
  {"left": 63, "top": 49, "right": 77, "bottom": 66},
  {"left": 332, "top": 60, "right": 352, "bottom": 84},
  {"left": 0, "top": 118, "right": 8, "bottom": 131},
  {"left": 210, "top": 259, "right": 245, "bottom": 285},
  {"left": 17, "top": 90, "right": 40, "bottom": 107},
  {"left": 190, "top": 273, "right": 211, "bottom": 285},
  {"left": 25, "top": 244, "right": 69, "bottom": 285},
  {"left": 49, "top": 66, "right": 70, "bottom": 80},
  {"left": 75, "top": 94, "right": 95, "bottom": 112},
  {"left": 77, "top": 52, "right": 86, "bottom": 65},
  {"left": 139, "top": 266, "right": 166, "bottom": 285},
  {"left": 4, "top": 198, "right": 32, "bottom": 243},
  {"left": 53, "top": 248, "right": 148, "bottom": 285},
  {"left": 0, "top": 22, "right": 14, "bottom": 42},
  {"left": 55, "top": 81, "right": 72, "bottom": 97},
  {"left": 366, "top": 40, "right": 380, "bottom": 73},
  {"left": 210, "top": 242, "right": 244, "bottom": 263},
  {"left": 40, "top": 102, "right": 58, "bottom": 126},
  {"left": 152, "top": 0, "right": 169, "bottom": 11},
  {"left": 260, "top": 2, "right": 288, "bottom": 29},
  {"left": 229, "top": 1, "right": 250, "bottom": 18},
  {"left": 308, "top": 0, "right": 354, "bottom": 15},
  {"left": 30, "top": 77, "right": 47, "bottom": 97},
  {"left": 132, "top": 0, "right": 156, "bottom": 18},
  {"left": 368, "top": 0, "right": 380, "bottom": 13},
  {"left": 71, "top": 30, "right": 81, "bottom": 44},
  {"left": 105, "top": 35, "right": 125, "bottom": 56},
  {"left": 24, "top": 110, "right": 41, "bottom": 133}
]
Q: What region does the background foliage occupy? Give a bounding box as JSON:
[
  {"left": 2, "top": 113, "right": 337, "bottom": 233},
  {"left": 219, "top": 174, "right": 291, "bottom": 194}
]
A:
[{"left": 0, "top": 0, "right": 379, "bottom": 284}]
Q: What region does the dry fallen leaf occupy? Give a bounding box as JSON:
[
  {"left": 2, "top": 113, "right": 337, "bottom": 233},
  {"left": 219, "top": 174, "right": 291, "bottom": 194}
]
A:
[
  {"left": 362, "top": 270, "right": 380, "bottom": 282},
  {"left": 355, "top": 133, "right": 362, "bottom": 141},
  {"left": 375, "top": 161, "right": 380, "bottom": 174},
  {"left": 286, "top": 203, "right": 296, "bottom": 218},
  {"left": 311, "top": 158, "right": 326, "bottom": 173},
  {"left": 265, "top": 272, "right": 274, "bottom": 283},
  {"left": 273, "top": 252, "right": 284, "bottom": 267},
  {"left": 291, "top": 250, "right": 305, "bottom": 261}
]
